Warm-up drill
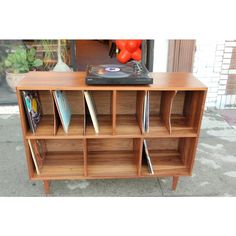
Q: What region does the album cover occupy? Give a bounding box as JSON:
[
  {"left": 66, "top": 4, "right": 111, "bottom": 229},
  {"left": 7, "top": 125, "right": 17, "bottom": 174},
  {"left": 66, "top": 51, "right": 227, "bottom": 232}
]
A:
[
  {"left": 22, "top": 91, "right": 41, "bottom": 133},
  {"left": 84, "top": 91, "right": 99, "bottom": 134},
  {"left": 32, "top": 139, "right": 46, "bottom": 170},
  {"left": 28, "top": 140, "right": 40, "bottom": 175},
  {"left": 53, "top": 90, "right": 71, "bottom": 133},
  {"left": 142, "top": 139, "right": 154, "bottom": 175}
]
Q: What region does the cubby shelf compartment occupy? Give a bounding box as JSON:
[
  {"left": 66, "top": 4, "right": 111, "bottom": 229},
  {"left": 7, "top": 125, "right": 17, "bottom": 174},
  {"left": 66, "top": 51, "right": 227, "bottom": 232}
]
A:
[
  {"left": 148, "top": 91, "right": 176, "bottom": 135},
  {"left": 114, "top": 91, "right": 143, "bottom": 136},
  {"left": 54, "top": 90, "right": 84, "bottom": 136},
  {"left": 86, "top": 138, "right": 142, "bottom": 177},
  {"left": 35, "top": 151, "right": 84, "bottom": 179},
  {"left": 85, "top": 90, "right": 114, "bottom": 136},
  {"left": 30, "top": 139, "right": 85, "bottom": 179},
  {"left": 141, "top": 137, "right": 196, "bottom": 176},
  {"left": 171, "top": 91, "right": 205, "bottom": 134},
  {"left": 24, "top": 90, "right": 55, "bottom": 136},
  {"left": 148, "top": 90, "right": 205, "bottom": 137},
  {"left": 28, "top": 115, "right": 55, "bottom": 136}
]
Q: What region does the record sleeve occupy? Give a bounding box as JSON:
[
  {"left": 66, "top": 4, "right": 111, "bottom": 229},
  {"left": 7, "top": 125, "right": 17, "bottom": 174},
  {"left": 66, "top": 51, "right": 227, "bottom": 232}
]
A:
[
  {"left": 22, "top": 91, "right": 41, "bottom": 133},
  {"left": 53, "top": 91, "right": 72, "bottom": 134}
]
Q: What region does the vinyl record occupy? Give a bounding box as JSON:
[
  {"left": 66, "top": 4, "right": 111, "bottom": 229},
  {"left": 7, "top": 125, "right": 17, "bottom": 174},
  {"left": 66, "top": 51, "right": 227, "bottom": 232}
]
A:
[{"left": 90, "top": 64, "right": 133, "bottom": 78}]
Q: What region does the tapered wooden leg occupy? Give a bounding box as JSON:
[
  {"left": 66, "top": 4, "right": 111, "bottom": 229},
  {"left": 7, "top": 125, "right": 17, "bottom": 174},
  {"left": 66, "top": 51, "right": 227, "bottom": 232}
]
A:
[
  {"left": 172, "top": 176, "right": 179, "bottom": 191},
  {"left": 43, "top": 180, "right": 51, "bottom": 195}
]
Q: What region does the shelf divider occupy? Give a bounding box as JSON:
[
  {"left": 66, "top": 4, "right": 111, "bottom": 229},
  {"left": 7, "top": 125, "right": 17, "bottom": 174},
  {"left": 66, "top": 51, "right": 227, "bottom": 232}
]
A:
[
  {"left": 134, "top": 138, "right": 143, "bottom": 176},
  {"left": 160, "top": 91, "right": 177, "bottom": 134},
  {"left": 185, "top": 91, "right": 205, "bottom": 130},
  {"left": 50, "top": 90, "right": 60, "bottom": 136},
  {"left": 82, "top": 91, "right": 86, "bottom": 136},
  {"left": 83, "top": 138, "right": 88, "bottom": 176},
  {"left": 112, "top": 90, "right": 117, "bottom": 135}
]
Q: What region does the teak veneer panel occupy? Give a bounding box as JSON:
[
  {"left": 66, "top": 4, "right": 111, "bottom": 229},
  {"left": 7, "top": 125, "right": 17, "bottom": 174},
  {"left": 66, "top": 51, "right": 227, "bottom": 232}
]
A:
[
  {"left": 38, "top": 152, "right": 84, "bottom": 177},
  {"left": 141, "top": 150, "right": 188, "bottom": 176},
  {"left": 86, "top": 115, "right": 113, "bottom": 136},
  {"left": 17, "top": 72, "right": 207, "bottom": 91},
  {"left": 91, "top": 91, "right": 112, "bottom": 115},
  {"left": 56, "top": 114, "right": 84, "bottom": 136},
  {"left": 116, "top": 115, "right": 141, "bottom": 136},
  {"left": 27, "top": 115, "right": 54, "bottom": 136},
  {"left": 38, "top": 90, "right": 54, "bottom": 115},
  {"left": 87, "top": 151, "right": 137, "bottom": 177},
  {"left": 63, "top": 91, "right": 84, "bottom": 115},
  {"left": 45, "top": 139, "right": 83, "bottom": 152},
  {"left": 160, "top": 91, "right": 177, "bottom": 133}
]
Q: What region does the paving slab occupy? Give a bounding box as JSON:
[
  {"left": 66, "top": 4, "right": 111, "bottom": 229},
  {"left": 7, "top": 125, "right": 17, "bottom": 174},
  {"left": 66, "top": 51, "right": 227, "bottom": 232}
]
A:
[
  {"left": 218, "top": 109, "right": 236, "bottom": 127},
  {"left": 0, "top": 114, "right": 23, "bottom": 142},
  {"left": 200, "top": 110, "right": 236, "bottom": 139},
  {"left": 0, "top": 142, "right": 44, "bottom": 196},
  {"left": 51, "top": 178, "right": 162, "bottom": 197}
]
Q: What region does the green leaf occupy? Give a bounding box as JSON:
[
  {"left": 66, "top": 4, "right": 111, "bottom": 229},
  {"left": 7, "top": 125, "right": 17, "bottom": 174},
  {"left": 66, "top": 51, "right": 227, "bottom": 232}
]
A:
[
  {"left": 5, "top": 59, "right": 12, "bottom": 67},
  {"left": 33, "top": 59, "right": 43, "bottom": 67},
  {"left": 16, "top": 48, "right": 27, "bottom": 62},
  {"left": 27, "top": 48, "right": 36, "bottom": 62},
  {"left": 29, "top": 48, "right": 36, "bottom": 57}
]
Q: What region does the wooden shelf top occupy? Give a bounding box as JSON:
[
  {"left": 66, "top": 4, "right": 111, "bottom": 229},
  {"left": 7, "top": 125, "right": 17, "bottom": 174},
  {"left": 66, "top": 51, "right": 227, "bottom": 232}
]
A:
[{"left": 17, "top": 71, "right": 207, "bottom": 91}]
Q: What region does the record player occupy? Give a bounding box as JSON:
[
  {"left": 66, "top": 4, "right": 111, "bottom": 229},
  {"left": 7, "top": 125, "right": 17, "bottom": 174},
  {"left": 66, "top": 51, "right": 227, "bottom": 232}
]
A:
[{"left": 85, "top": 61, "right": 153, "bottom": 85}]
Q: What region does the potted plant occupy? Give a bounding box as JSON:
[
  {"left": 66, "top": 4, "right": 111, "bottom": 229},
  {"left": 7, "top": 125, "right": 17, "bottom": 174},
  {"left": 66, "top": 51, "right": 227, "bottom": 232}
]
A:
[{"left": 4, "top": 47, "right": 43, "bottom": 92}]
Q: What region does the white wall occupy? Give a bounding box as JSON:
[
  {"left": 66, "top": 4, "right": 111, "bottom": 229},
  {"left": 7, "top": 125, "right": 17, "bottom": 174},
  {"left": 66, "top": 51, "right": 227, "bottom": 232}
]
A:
[
  {"left": 153, "top": 39, "right": 168, "bottom": 72},
  {"left": 193, "top": 40, "right": 225, "bottom": 108}
]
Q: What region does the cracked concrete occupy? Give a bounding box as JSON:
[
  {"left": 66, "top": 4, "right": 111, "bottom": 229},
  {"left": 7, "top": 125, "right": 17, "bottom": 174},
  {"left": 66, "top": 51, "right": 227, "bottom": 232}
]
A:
[{"left": 0, "top": 110, "right": 235, "bottom": 196}]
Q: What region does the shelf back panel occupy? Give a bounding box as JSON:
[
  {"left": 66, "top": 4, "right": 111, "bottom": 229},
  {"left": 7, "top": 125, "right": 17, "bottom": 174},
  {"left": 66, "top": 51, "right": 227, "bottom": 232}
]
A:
[
  {"left": 38, "top": 90, "right": 54, "bottom": 115},
  {"left": 87, "top": 138, "right": 133, "bottom": 152},
  {"left": 149, "top": 91, "right": 161, "bottom": 115},
  {"left": 171, "top": 91, "right": 185, "bottom": 115},
  {"left": 90, "top": 91, "right": 112, "bottom": 115},
  {"left": 45, "top": 139, "right": 83, "bottom": 152},
  {"left": 64, "top": 91, "right": 84, "bottom": 115},
  {"left": 146, "top": 138, "right": 179, "bottom": 151},
  {"left": 116, "top": 91, "right": 137, "bottom": 115}
]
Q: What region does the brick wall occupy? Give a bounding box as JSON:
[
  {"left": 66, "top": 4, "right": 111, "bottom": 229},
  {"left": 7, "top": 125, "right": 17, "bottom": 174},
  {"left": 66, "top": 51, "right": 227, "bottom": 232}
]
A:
[
  {"left": 193, "top": 40, "right": 225, "bottom": 108},
  {"left": 216, "top": 41, "right": 236, "bottom": 109},
  {"left": 194, "top": 40, "right": 236, "bottom": 109}
]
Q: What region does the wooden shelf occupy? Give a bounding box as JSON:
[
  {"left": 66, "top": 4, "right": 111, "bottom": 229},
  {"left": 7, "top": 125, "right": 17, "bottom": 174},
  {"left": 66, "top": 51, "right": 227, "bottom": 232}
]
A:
[
  {"left": 16, "top": 71, "right": 207, "bottom": 194},
  {"left": 148, "top": 116, "right": 169, "bottom": 135},
  {"left": 171, "top": 114, "right": 191, "bottom": 128},
  {"left": 86, "top": 115, "right": 113, "bottom": 136},
  {"left": 142, "top": 150, "right": 189, "bottom": 176},
  {"left": 88, "top": 151, "right": 137, "bottom": 177},
  {"left": 147, "top": 116, "right": 197, "bottom": 137},
  {"left": 34, "top": 151, "right": 84, "bottom": 179},
  {"left": 115, "top": 115, "right": 141, "bottom": 136},
  {"left": 57, "top": 114, "right": 84, "bottom": 136},
  {"left": 26, "top": 115, "right": 54, "bottom": 137}
]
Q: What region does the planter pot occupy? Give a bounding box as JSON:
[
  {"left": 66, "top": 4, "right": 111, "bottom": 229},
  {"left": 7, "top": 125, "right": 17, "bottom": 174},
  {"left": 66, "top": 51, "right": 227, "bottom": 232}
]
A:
[{"left": 5, "top": 72, "right": 27, "bottom": 92}]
